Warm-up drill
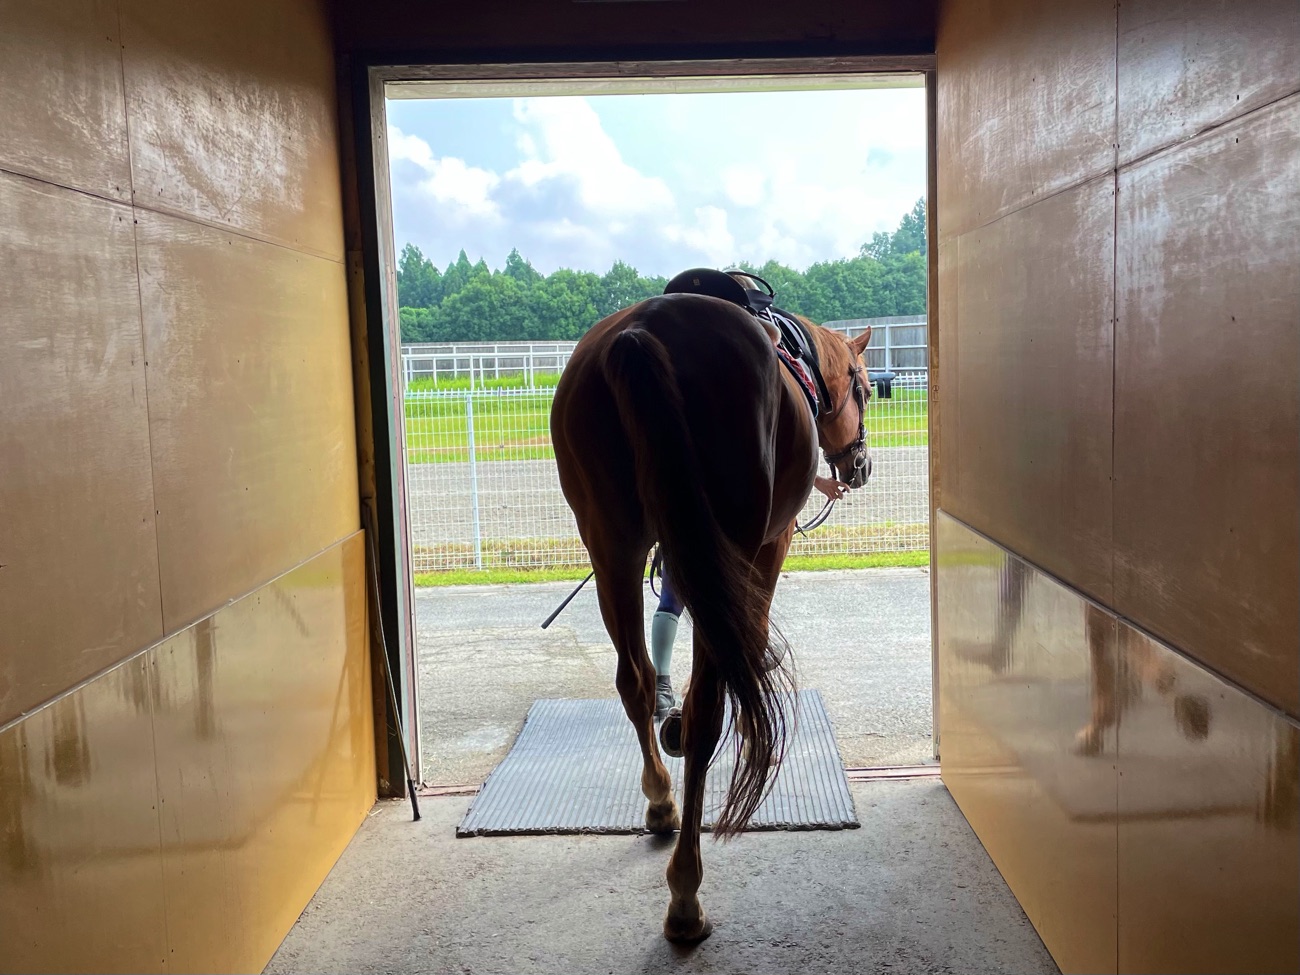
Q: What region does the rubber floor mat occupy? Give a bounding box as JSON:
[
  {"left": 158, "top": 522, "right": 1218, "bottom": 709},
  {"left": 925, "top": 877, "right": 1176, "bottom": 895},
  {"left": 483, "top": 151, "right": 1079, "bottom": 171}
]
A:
[{"left": 457, "top": 688, "right": 858, "bottom": 836}]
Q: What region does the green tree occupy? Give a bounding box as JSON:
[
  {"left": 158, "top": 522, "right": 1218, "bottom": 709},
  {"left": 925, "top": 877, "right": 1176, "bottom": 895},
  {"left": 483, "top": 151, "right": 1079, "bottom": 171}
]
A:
[
  {"left": 438, "top": 274, "right": 539, "bottom": 342},
  {"left": 396, "top": 244, "right": 441, "bottom": 308},
  {"left": 503, "top": 248, "right": 542, "bottom": 287},
  {"left": 398, "top": 306, "right": 439, "bottom": 343},
  {"left": 891, "top": 198, "right": 927, "bottom": 257},
  {"left": 597, "top": 260, "right": 663, "bottom": 317},
  {"left": 860, "top": 231, "right": 894, "bottom": 262},
  {"left": 879, "top": 251, "right": 927, "bottom": 315},
  {"left": 534, "top": 269, "right": 603, "bottom": 340},
  {"left": 440, "top": 250, "right": 474, "bottom": 304}
]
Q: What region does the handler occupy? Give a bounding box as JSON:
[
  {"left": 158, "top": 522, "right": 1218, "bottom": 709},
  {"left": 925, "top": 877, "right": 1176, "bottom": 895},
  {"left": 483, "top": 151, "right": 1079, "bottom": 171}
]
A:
[{"left": 651, "top": 473, "right": 851, "bottom": 719}]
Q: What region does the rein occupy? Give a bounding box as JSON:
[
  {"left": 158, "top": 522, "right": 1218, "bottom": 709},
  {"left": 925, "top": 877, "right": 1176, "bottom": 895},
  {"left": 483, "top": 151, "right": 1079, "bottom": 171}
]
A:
[
  {"left": 795, "top": 496, "right": 836, "bottom": 536},
  {"left": 796, "top": 359, "right": 868, "bottom": 537}
]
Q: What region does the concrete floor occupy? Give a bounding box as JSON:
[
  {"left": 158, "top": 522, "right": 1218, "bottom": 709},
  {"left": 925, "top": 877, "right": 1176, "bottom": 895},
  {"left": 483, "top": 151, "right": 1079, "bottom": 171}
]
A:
[
  {"left": 417, "top": 567, "right": 934, "bottom": 785},
  {"left": 267, "top": 778, "right": 1056, "bottom": 975}
]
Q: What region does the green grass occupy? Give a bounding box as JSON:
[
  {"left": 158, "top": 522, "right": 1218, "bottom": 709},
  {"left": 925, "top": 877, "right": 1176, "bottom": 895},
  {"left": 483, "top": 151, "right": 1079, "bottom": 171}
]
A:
[
  {"left": 413, "top": 549, "right": 929, "bottom": 586},
  {"left": 407, "top": 372, "right": 563, "bottom": 393},
  {"left": 403, "top": 381, "right": 928, "bottom": 461},
  {"left": 782, "top": 550, "right": 929, "bottom": 571},
  {"left": 415, "top": 565, "right": 596, "bottom": 587}
]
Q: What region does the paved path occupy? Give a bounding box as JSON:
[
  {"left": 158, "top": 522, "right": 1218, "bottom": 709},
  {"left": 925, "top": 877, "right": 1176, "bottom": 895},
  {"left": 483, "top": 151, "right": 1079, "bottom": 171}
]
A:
[{"left": 415, "top": 567, "right": 933, "bottom": 786}]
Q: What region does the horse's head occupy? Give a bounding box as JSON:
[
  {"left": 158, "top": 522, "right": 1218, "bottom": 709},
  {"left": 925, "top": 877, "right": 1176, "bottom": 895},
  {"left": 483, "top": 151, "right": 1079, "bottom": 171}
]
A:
[{"left": 809, "top": 323, "right": 874, "bottom": 489}]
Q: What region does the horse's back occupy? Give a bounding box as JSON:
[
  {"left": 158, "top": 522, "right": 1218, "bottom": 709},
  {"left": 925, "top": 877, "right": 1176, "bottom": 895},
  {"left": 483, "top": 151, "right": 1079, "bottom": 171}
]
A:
[{"left": 553, "top": 294, "right": 813, "bottom": 551}]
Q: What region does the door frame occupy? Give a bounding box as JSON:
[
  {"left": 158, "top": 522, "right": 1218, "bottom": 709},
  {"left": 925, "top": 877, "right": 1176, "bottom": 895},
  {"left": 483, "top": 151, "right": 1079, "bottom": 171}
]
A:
[{"left": 346, "top": 53, "right": 941, "bottom": 787}]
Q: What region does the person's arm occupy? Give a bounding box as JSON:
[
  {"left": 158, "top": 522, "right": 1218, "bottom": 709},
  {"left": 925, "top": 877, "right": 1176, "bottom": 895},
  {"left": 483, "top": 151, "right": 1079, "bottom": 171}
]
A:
[{"left": 813, "top": 475, "right": 850, "bottom": 501}]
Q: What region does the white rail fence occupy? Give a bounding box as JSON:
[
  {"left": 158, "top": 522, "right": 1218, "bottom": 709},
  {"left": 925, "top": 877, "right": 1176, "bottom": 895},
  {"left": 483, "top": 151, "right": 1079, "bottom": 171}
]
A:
[
  {"left": 401, "top": 317, "right": 927, "bottom": 388},
  {"left": 402, "top": 322, "right": 929, "bottom": 573}
]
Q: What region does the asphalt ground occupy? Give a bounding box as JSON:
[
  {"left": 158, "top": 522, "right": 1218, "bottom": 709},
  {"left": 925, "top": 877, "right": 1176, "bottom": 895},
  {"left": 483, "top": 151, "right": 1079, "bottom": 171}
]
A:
[{"left": 415, "top": 567, "right": 933, "bottom": 786}]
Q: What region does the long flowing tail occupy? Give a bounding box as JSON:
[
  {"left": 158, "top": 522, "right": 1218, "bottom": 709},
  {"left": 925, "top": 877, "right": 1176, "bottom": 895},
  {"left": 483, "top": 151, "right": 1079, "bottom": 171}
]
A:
[{"left": 603, "top": 325, "right": 792, "bottom": 837}]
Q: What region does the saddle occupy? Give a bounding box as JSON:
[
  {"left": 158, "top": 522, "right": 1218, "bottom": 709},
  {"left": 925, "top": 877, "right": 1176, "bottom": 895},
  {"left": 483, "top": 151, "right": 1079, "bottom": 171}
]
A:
[{"left": 662, "top": 268, "right": 830, "bottom": 417}]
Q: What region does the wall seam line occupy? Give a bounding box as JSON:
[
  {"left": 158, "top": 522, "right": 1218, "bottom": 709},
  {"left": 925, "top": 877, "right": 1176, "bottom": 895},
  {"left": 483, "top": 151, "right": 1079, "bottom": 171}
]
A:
[
  {"left": 115, "top": 0, "right": 175, "bottom": 964},
  {"left": 1111, "top": 4, "right": 1121, "bottom": 970},
  {"left": 0, "top": 164, "right": 346, "bottom": 267},
  {"left": 0, "top": 530, "right": 365, "bottom": 739},
  {"left": 938, "top": 85, "right": 1300, "bottom": 248},
  {"left": 942, "top": 170, "right": 1113, "bottom": 242},
  {"left": 936, "top": 509, "right": 1300, "bottom": 731},
  {"left": 1117, "top": 85, "right": 1300, "bottom": 173}
]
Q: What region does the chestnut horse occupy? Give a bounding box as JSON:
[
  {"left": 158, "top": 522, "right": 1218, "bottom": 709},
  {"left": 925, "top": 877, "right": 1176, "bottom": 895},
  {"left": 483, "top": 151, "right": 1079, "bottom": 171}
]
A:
[{"left": 550, "top": 284, "right": 872, "bottom": 943}]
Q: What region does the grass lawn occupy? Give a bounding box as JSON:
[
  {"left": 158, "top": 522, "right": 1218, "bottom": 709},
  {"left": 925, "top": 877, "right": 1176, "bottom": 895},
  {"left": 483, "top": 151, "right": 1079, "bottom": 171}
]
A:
[
  {"left": 414, "top": 549, "right": 929, "bottom": 586},
  {"left": 403, "top": 381, "right": 928, "bottom": 462}
]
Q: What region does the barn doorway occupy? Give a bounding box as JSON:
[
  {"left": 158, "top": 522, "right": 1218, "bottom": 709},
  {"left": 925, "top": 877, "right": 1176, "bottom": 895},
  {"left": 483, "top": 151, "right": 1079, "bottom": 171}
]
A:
[{"left": 371, "top": 67, "right": 935, "bottom": 790}]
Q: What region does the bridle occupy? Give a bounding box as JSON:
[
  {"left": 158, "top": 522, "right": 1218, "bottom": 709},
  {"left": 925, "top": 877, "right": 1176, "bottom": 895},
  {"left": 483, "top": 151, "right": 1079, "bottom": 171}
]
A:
[
  {"left": 794, "top": 356, "right": 869, "bottom": 536},
  {"left": 818, "top": 359, "right": 869, "bottom": 476}
]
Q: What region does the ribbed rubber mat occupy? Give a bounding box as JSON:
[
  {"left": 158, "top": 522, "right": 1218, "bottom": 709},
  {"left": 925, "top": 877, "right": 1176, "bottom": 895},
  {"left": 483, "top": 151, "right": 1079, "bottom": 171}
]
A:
[{"left": 457, "top": 689, "right": 858, "bottom": 836}]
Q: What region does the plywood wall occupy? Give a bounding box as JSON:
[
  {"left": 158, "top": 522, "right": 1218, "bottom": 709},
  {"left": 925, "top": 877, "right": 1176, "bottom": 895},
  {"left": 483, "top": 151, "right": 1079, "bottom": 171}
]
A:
[
  {"left": 935, "top": 0, "right": 1299, "bottom": 970},
  {"left": 0, "top": 0, "right": 374, "bottom": 970}
]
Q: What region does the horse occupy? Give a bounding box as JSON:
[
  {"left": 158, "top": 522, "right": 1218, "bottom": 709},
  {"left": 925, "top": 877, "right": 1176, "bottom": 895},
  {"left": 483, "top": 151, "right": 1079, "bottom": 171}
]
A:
[{"left": 550, "top": 276, "right": 873, "bottom": 943}]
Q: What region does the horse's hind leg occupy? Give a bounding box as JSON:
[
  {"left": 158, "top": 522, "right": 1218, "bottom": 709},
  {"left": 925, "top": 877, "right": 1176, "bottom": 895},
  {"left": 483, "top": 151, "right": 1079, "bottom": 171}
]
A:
[
  {"left": 592, "top": 544, "right": 679, "bottom": 833},
  {"left": 664, "top": 652, "right": 724, "bottom": 943}
]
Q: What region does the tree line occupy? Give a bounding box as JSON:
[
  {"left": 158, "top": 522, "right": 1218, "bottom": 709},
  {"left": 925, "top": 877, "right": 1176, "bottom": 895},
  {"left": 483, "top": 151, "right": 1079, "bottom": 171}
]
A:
[{"left": 396, "top": 198, "right": 927, "bottom": 344}]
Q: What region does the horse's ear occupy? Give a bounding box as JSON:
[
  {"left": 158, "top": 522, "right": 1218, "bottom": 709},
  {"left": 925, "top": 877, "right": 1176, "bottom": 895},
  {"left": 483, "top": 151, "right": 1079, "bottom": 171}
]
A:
[{"left": 849, "top": 327, "right": 872, "bottom": 358}]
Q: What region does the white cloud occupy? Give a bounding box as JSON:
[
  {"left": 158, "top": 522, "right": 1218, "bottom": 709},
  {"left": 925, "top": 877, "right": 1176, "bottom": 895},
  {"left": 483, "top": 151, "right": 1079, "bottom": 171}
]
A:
[
  {"left": 389, "top": 126, "right": 501, "bottom": 221},
  {"left": 507, "top": 98, "right": 676, "bottom": 219},
  {"left": 663, "top": 206, "right": 736, "bottom": 265},
  {"left": 721, "top": 164, "right": 766, "bottom": 208},
  {"left": 385, "top": 88, "right": 927, "bottom": 278}
]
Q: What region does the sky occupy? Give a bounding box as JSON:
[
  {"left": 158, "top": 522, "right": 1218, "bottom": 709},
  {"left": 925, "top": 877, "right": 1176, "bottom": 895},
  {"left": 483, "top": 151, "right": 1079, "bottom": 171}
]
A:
[{"left": 385, "top": 85, "right": 926, "bottom": 280}]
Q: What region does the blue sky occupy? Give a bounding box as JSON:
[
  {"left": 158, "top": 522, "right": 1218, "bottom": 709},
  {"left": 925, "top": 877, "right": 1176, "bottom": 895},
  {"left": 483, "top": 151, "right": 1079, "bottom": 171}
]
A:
[{"left": 386, "top": 86, "right": 926, "bottom": 279}]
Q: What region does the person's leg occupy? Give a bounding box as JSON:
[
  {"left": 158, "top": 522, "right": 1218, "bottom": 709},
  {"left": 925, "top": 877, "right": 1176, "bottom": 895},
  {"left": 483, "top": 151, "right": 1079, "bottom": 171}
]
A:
[{"left": 652, "top": 560, "right": 685, "bottom": 719}]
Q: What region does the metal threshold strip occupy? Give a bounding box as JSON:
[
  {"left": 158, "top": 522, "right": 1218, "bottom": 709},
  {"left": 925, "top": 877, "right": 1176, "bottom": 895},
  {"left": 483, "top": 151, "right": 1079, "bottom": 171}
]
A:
[{"left": 844, "top": 764, "right": 942, "bottom": 781}]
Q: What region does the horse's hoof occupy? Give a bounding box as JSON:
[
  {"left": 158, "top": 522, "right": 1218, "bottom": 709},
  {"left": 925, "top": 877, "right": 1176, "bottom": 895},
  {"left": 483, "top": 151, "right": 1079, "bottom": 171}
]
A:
[
  {"left": 664, "top": 911, "right": 713, "bottom": 944},
  {"left": 645, "top": 801, "right": 680, "bottom": 834},
  {"left": 659, "top": 708, "right": 684, "bottom": 758}
]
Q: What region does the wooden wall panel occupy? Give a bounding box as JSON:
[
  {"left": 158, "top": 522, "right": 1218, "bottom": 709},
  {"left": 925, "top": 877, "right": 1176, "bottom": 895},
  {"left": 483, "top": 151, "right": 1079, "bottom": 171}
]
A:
[
  {"left": 1116, "top": 622, "right": 1299, "bottom": 975},
  {"left": 1117, "top": 0, "right": 1300, "bottom": 165},
  {"left": 120, "top": 0, "right": 345, "bottom": 261},
  {"left": 136, "top": 210, "right": 359, "bottom": 631},
  {"left": 948, "top": 178, "right": 1114, "bottom": 602},
  {"left": 1114, "top": 100, "right": 1300, "bottom": 715},
  {"left": 936, "top": 0, "right": 1115, "bottom": 240},
  {"left": 936, "top": 513, "right": 1119, "bottom": 975},
  {"left": 935, "top": 235, "right": 959, "bottom": 512},
  {"left": 0, "top": 173, "right": 163, "bottom": 728},
  {"left": 150, "top": 533, "right": 373, "bottom": 974},
  {"left": 0, "top": 537, "right": 372, "bottom": 975},
  {"left": 0, "top": 658, "right": 168, "bottom": 975},
  {"left": 0, "top": 0, "right": 131, "bottom": 201}
]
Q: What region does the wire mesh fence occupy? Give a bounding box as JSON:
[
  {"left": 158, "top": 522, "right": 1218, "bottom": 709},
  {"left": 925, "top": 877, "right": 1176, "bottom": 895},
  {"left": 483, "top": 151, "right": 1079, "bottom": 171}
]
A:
[{"left": 403, "top": 367, "right": 929, "bottom": 574}]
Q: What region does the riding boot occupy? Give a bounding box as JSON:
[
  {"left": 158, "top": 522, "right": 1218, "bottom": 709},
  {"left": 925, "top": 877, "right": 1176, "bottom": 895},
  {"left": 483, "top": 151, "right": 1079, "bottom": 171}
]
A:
[
  {"left": 651, "top": 610, "right": 679, "bottom": 675},
  {"left": 655, "top": 675, "right": 676, "bottom": 721}
]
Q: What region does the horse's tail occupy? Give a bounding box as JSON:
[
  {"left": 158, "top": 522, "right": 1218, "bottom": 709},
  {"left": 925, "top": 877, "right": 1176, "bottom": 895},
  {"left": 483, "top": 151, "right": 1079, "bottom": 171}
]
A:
[{"left": 603, "top": 325, "right": 790, "bottom": 838}]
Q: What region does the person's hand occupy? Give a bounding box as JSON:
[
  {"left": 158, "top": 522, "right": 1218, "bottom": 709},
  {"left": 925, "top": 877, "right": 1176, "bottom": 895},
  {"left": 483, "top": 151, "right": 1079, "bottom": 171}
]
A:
[{"left": 814, "top": 476, "right": 850, "bottom": 501}]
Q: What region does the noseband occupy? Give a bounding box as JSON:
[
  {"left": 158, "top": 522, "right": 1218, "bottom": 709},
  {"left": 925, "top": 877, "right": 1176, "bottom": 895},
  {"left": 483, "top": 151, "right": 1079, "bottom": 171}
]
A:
[{"left": 819, "top": 361, "right": 869, "bottom": 472}]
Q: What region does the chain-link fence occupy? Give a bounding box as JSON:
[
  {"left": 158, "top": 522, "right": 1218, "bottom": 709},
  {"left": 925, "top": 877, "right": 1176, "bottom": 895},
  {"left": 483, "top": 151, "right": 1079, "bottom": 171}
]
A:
[{"left": 403, "top": 365, "right": 928, "bottom": 573}]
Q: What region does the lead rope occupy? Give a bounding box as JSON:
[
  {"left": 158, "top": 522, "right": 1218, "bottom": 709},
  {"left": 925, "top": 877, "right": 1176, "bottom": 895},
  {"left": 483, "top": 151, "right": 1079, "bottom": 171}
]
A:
[{"left": 795, "top": 495, "right": 836, "bottom": 536}]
